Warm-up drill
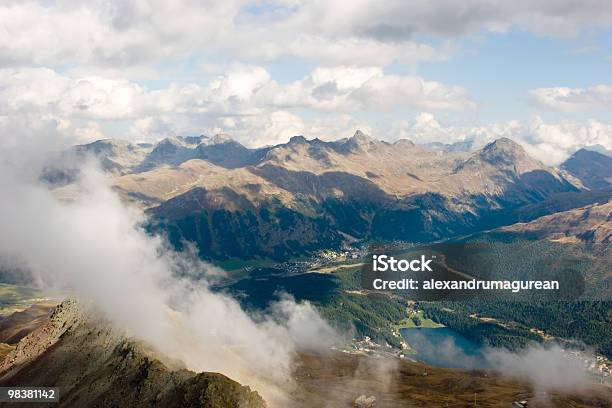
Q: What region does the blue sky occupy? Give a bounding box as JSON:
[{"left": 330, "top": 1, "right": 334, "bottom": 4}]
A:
[
  {"left": 1, "top": 1, "right": 611, "bottom": 164},
  {"left": 420, "top": 28, "right": 612, "bottom": 121}
]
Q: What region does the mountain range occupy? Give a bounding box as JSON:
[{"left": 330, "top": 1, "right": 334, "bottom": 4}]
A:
[{"left": 47, "top": 131, "right": 611, "bottom": 260}]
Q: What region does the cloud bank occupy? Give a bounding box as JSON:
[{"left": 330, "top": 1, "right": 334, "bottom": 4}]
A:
[
  {"left": 2, "top": 1, "right": 612, "bottom": 67},
  {"left": 0, "top": 66, "right": 474, "bottom": 145}
]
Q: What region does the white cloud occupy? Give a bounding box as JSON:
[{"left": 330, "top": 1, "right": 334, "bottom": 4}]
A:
[
  {"left": 0, "top": 66, "right": 473, "bottom": 146},
  {"left": 521, "top": 116, "right": 612, "bottom": 164},
  {"left": 271, "top": 66, "right": 475, "bottom": 111},
  {"left": 214, "top": 112, "right": 374, "bottom": 147},
  {"left": 0, "top": 0, "right": 241, "bottom": 67},
  {"left": 531, "top": 85, "right": 612, "bottom": 112},
  {"left": 0, "top": 68, "right": 145, "bottom": 120},
  {"left": 74, "top": 121, "right": 106, "bottom": 144},
  {"left": 350, "top": 74, "right": 475, "bottom": 111},
  {"left": 305, "top": 114, "right": 373, "bottom": 141},
  {"left": 287, "top": 35, "right": 447, "bottom": 66},
  {"left": 2, "top": 1, "right": 612, "bottom": 68},
  {"left": 216, "top": 110, "right": 306, "bottom": 147},
  {"left": 387, "top": 112, "right": 466, "bottom": 144},
  {"left": 283, "top": 0, "right": 612, "bottom": 39}
]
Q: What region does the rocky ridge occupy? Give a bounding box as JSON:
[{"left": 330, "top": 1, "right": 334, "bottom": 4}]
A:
[{"left": 0, "top": 300, "right": 266, "bottom": 408}]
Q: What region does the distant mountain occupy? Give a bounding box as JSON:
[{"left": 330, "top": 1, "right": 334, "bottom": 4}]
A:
[
  {"left": 51, "top": 131, "right": 583, "bottom": 260},
  {"left": 561, "top": 148, "right": 612, "bottom": 190},
  {"left": 43, "top": 134, "right": 268, "bottom": 183},
  {"left": 0, "top": 301, "right": 266, "bottom": 408},
  {"left": 71, "top": 139, "right": 154, "bottom": 174}
]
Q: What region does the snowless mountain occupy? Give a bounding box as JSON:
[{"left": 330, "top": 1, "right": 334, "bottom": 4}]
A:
[{"left": 561, "top": 148, "right": 612, "bottom": 190}]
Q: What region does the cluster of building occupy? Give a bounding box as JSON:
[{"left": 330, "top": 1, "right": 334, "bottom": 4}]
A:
[
  {"left": 341, "top": 336, "right": 405, "bottom": 360},
  {"left": 315, "top": 247, "right": 366, "bottom": 263},
  {"left": 266, "top": 246, "right": 368, "bottom": 273},
  {"left": 566, "top": 350, "right": 611, "bottom": 384}
]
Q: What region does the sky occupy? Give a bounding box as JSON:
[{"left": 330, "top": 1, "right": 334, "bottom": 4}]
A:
[{"left": 1, "top": 0, "right": 612, "bottom": 164}]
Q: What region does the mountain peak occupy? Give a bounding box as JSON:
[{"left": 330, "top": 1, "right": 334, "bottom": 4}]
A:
[
  {"left": 288, "top": 135, "right": 308, "bottom": 145},
  {"left": 344, "top": 130, "right": 375, "bottom": 152},
  {"left": 151, "top": 137, "right": 183, "bottom": 154},
  {"left": 482, "top": 137, "right": 523, "bottom": 152},
  {"left": 351, "top": 130, "right": 372, "bottom": 142},
  {"left": 478, "top": 138, "right": 528, "bottom": 163},
  {"left": 453, "top": 137, "right": 541, "bottom": 174},
  {"left": 0, "top": 300, "right": 267, "bottom": 407},
  {"left": 210, "top": 133, "right": 233, "bottom": 144},
  {"left": 569, "top": 148, "right": 607, "bottom": 160},
  {"left": 393, "top": 138, "right": 416, "bottom": 148}
]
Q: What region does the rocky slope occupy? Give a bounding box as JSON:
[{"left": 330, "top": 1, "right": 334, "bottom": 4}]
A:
[
  {"left": 501, "top": 200, "right": 612, "bottom": 245},
  {"left": 0, "top": 300, "right": 266, "bottom": 408}
]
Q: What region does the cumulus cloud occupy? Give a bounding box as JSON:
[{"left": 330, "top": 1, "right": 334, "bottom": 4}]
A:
[
  {"left": 531, "top": 85, "right": 612, "bottom": 112},
  {"left": 2, "top": 66, "right": 606, "bottom": 163},
  {"left": 0, "top": 66, "right": 473, "bottom": 146},
  {"left": 0, "top": 0, "right": 241, "bottom": 67},
  {"left": 215, "top": 111, "right": 375, "bottom": 147},
  {"left": 287, "top": 35, "right": 448, "bottom": 66},
  {"left": 225, "top": 110, "right": 306, "bottom": 147},
  {"left": 2, "top": 1, "right": 612, "bottom": 68},
  {"left": 286, "top": 0, "right": 612, "bottom": 40},
  {"left": 271, "top": 66, "right": 475, "bottom": 111},
  {"left": 520, "top": 117, "right": 612, "bottom": 164}
]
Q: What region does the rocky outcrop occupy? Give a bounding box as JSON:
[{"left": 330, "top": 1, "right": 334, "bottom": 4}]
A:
[{"left": 0, "top": 301, "right": 266, "bottom": 408}]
